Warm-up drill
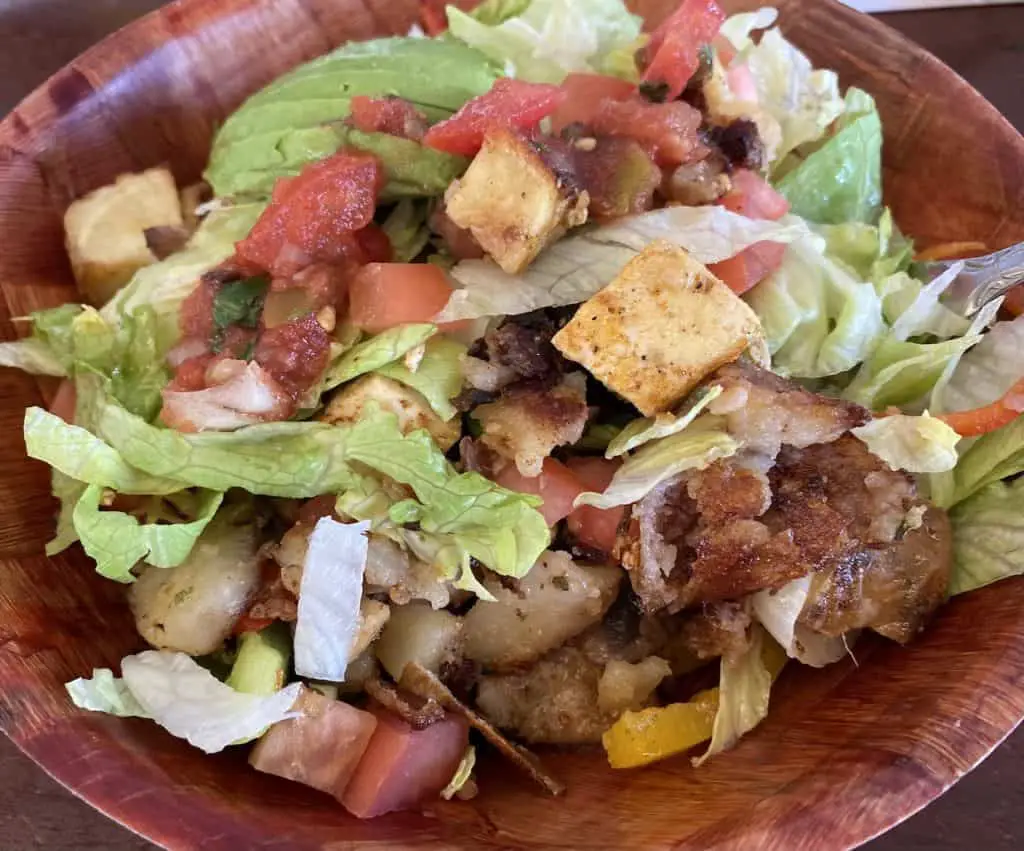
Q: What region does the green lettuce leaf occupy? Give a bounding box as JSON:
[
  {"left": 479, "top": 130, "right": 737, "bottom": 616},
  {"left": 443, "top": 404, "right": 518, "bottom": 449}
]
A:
[
  {"left": 775, "top": 88, "right": 882, "bottom": 225},
  {"left": 745, "top": 232, "right": 886, "bottom": 378},
  {"left": 381, "top": 200, "right": 432, "bottom": 263},
  {"left": 693, "top": 624, "right": 774, "bottom": 767},
  {"left": 24, "top": 407, "right": 185, "bottom": 495},
  {"left": 323, "top": 324, "right": 436, "bottom": 391},
  {"left": 719, "top": 8, "right": 778, "bottom": 52},
  {"left": 469, "top": 0, "right": 531, "bottom": 25},
  {"left": 576, "top": 421, "right": 739, "bottom": 510},
  {"left": 205, "top": 38, "right": 498, "bottom": 198},
  {"left": 851, "top": 414, "right": 960, "bottom": 474},
  {"left": 47, "top": 471, "right": 87, "bottom": 556},
  {"left": 72, "top": 485, "right": 224, "bottom": 583},
  {"left": 943, "top": 417, "right": 1024, "bottom": 509},
  {"left": 447, "top": 0, "right": 643, "bottom": 83},
  {"left": 815, "top": 209, "right": 913, "bottom": 282},
  {"left": 439, "top": 206, "right": 812, "bottom": 322},
  {"left": 68, "top": 650, "right": 302, "bottom": 754},
  {"left": 376, "top": 336, "right": 467, "bottom": 420},
  {"left": 949, "top": 478, "right": 1024, "bottom": 596},
  {"left": 66, "top": 668, "right": 149, "bottom": 718},
  {"left": 101, "top": 202, "right": 266, "bottom": 338},
  {"left": 0, "top": 337, "right": 67, "bottom": 377},
  {"left": 606, "top": 385, "right": 722, "bottom": 458},
  {"left": 843, "top": 335, "right": 981, "bottom": 411}
]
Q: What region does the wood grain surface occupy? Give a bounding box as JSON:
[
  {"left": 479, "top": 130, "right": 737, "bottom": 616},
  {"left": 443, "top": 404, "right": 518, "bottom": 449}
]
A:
[{"left": 0, "top": 2, "right": 1022, "bottom": 850}]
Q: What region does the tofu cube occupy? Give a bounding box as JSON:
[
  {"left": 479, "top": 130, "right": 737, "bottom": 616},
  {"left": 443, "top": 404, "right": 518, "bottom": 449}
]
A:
[
  {"left": 64, "top": 167, "right": 184, "bottom": 305},
  {"left": 552, "top": 241, "right": 766, "bottom": 416},
  {"left": 444, "top": 128, "right": 589, "bottom": 274},
  {"left": 319, "top": 374, "right": 461, "bottom": 451}
]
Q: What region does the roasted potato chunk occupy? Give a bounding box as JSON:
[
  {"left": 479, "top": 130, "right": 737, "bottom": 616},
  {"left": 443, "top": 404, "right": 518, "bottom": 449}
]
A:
[
  {"left": 64, "top": 167, "right": 184, "bottom": 305},
  {"left": 319, "top": 374, "right": 460, "bottom": 451},
  {"left": 553, "top": 241, "right": 766, "bottom": 416},
  {"left": 444, "top": 128, "right": 588, "bottom": 274}
]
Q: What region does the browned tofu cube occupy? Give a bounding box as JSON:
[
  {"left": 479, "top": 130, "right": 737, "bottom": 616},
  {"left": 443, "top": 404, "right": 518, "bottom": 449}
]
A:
[
  {"left": 552, "top": 241, "right": 766, "bottom": 416},
  {"left": 444, "top": 128, "right": 589, "bottom": 274}
]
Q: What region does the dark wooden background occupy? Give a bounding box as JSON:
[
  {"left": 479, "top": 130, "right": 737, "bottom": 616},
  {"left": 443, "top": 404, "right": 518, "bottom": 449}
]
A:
[{"left": 0, "top": 1, "right": 1022, "bottom": 849}]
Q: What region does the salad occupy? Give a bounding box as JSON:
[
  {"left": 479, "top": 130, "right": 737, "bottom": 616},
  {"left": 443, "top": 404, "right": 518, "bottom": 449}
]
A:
[{"left": 2, "top": 0, "right": 1022, "bottom": 820}]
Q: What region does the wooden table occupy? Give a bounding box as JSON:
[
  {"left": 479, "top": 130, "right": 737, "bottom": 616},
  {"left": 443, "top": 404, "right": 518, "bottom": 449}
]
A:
[{"left": 0, "top": 2, "right": 1022, "bottom": 849}]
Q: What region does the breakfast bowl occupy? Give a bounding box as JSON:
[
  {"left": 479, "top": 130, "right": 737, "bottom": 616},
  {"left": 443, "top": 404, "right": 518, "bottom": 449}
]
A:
[{"left": 0, "top": 0, "right": 1023, "bottom": 848}]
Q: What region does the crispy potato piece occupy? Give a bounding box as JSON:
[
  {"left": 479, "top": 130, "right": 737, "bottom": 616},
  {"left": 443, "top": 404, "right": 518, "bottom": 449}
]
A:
[
  {"left": 319, "top": 374, "right": 460, "bottom": 451},
  {"left": 444, "top": 128, "right": 588, "bottom": 274},
  {"left": 553, "top": 241, "right": 766, "bottom": 416},
  {"left": 64, "top": 167, "right": 184, "bottom": 304}
]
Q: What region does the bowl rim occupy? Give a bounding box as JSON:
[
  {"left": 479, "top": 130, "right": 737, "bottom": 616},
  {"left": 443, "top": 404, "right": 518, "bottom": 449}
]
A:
[{"left": 1, "top": 0, "right": 1023, "bottom": 849}]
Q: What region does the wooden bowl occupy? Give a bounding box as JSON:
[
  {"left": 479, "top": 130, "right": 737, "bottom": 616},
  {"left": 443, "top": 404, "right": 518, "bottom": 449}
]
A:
[{"left": 1, "top": 0, "right": 1022, "bottom": 848}]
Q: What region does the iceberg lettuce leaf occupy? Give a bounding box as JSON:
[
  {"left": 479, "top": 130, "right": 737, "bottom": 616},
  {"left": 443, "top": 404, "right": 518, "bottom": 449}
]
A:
[
  {"left": 851, "top": 414, "right": 960, "bottom": 474},
  {"left": 323, "top": 324, "right": 436, "bottom": 391},
  {"left": 376, "top": 335, "right": 466, "bottom": 420},
  {"left": 949, "top": 478, "right": 1024, "bottom": 596}
]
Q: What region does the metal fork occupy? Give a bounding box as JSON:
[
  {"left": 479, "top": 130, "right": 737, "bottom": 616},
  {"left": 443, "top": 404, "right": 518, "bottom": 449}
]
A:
[{"left": 925, "top": 241, "right": 1024, "bottom": 317}]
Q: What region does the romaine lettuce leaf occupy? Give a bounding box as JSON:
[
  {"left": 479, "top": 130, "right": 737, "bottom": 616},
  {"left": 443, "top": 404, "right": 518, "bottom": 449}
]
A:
[
  {"left": 205, "top": 38, "right": 498, "bottom": 198},
  {"left": 943, "top": 416, "right": 1024, "bottom": 509},
  {"left": 750, "top": 575, "right": 848, "bottom": 668},
  {"left": 68, "top": 650, "right": 301, "bottom": 754},
  {"left": 323, "top": 324, "right": 436, "bottom": 391},
  {"left": 575, "top": 421, "right": 739, "bottom": 510},
  {"left": 376, "top": 335, "right": 467, "bottom": 421},
  {"left": 438, "top": 207, "right": 811, "bottom": 322},
  {"left": 606, "top": 386, "right": 722, "bottom": 458},
  {"left": 816, "top": 209, "right": 914, "bottom": 282},
  {"left": 938, "top": 316, "right": 1024, "bottom": 416},
  {"left": 851, "top": 414, "right": 960, "bottom": 473},
  {"left": 447, "top": 0, "right": 643, "bottom": 83},
  {"left": 56, "top": 392, "right": 548, "bottom": 580},
  {"left": 24, "top": 407, "right": 185, "bottom": 495},
  {"left": 949, "top": 478, "right": 1024, "bottom": 596},
  {"left": 745, "top": 231, "right": 886, "bottom": 378},
  {"left": 693, "top": 625, "right": 775, "bottom": 767},
  {"left": 0, "top": 337, "right": 67, "bottom": 376},
  {"left": 47, "top": 471, "right": 87, "bottom": 556},
  {"left": 72, "top": 485, "right": 224, "bottom": 583},
  {"left": 294, "top": 518, "right": 370, "bottom": 681},
  {"left": 843, "top": 335, "right": 981, "bottom": 411},
  {"left": 775, "top": 88, "right": 882, "bottom": 225}
]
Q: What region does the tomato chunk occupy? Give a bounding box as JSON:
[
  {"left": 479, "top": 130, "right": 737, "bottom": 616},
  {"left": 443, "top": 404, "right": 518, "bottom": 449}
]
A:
[
  {"left": 423, "top": 79, "right": 567, "bottom": 157},
  {"left": 590, "top": 98, "right": 706, "bottom": 167},
  {"left": 711, "top": 170, "right": 790, "bottom": 293},
  {"left": 565, "top": 457, "right": 624, "bottom": 555},
  {"left": 348, "top": 263, "right": 456, "bottom": 334},
  {"left": 550, "top": 73, "right": 637, "bottom": 134},
  {"left": 644, "top": 0, "right": 726, "bottom": 100},
  {"left": 350, "top": 96, "right": 428, "bottom": 141},
  {"left": 721, "top": 169, "right": 790, "bottom": 221},
  {"left": 236, "top": 151, "right": 383, "bottom": 274},
  {"left": 708, "top": 241, "right": 787, "bottom": 295},
  {"left": 493, "top": 457, "right": 585, "bottom": 527},
  {"left": 342, "top": 709, "right": 469, "bottom": 819}
]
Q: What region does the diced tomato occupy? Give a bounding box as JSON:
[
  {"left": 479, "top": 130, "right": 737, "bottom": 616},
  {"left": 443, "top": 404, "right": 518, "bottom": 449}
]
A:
[
  {"left": 232, "top": 614, "right": 276, "bottom": 636},
  {"left": 422, "top": 79, "right": 567, "bottom": 158},
  {"left": 727, "top": 63, "right": 758, "bottom": 102},
  {"left": 236, "top": 151, "right": 383, "bottom": 275},
  {"left": 253, "top": 313, "right": 332, "bottom": 401},
  {"left": 179, "top": 275, "right": 219, "bottom": 339},
  {"left": 342, "top": 708, "right": 469, "bottom": 819},
  {"left": 721, "top": 169, "right": 790, "bottom": 221},
  {"left": 938, "top": 376, "right": 1024, "bottom": 437},
  {"left": 418, "top": 0, "right": 449, "bottom": 36},
  {"left": 493, "top": 457, "right": 585, "bottom": 527},
  {"left": 644, "top": 0, "right": 726, "bottom": 100},
  {"left": 708, "top": 241, "right": 787, "bottom": 295},
  {"left": 166, "top": 354, "right": 214, "bottom": 393},
  {"left": 48, "top": 379, "right": 76, "bottom": 424},
  {"left": 355, "top": 223, "right": 393, "bottom": 263},
  {"left": 350, "top": 96, "right": 428, "bottom": 141},
  {"left": 550, "top": 73, "right": 637, "bottom": 134},
  {"left": 348, "top": 263, "right": 459, "bottom": 334},
  {"left": 565, "top": 457, "right": 624, "bottom": 555},
  {"left": 1006, "top": 284, "right": 1024, "bottom": 317},
  {"left": 590, "top": 98, "right": 707, "bottom": 167},
  {"left": 711, "top": 170, "right": 790, "bottom": 293}
]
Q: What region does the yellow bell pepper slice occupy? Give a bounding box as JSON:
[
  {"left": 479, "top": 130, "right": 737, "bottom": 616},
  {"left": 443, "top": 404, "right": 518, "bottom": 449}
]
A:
[{"left": 602, "top": 688, "right": 720, "bottom": 769}]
